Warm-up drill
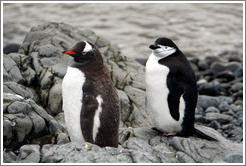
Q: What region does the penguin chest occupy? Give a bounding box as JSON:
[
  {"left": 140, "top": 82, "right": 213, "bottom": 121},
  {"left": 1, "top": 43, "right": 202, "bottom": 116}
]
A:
[
  {"left": 62, "top": 67, "right": 85, "bottom": 142},
  {"left": 145, "top": 55, "right": 185, "bottom": 133}
]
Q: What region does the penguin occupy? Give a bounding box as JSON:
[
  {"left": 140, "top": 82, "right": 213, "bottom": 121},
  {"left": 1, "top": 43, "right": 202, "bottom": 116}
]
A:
[
  {"left": 62, "top": 41, "right": 120, "bottom": 147},
  {"left": 145, "top": 37, "right": 216, "bottom": 141}
]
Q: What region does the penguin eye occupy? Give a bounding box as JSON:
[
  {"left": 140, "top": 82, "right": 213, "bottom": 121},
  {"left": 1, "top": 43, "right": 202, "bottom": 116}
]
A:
[
  {"left": 82, "top": 51, "right": 87, "bottom": 55},
  {"left": 164, "top": 47, "right": 168, "bottom": 49}
]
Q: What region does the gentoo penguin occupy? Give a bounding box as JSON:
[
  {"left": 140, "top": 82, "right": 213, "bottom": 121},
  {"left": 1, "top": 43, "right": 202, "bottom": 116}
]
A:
[
  {"left": 145, "top": 37, "right": 216, "bottom": 141},
  {"left": 62, "top": 41, "right": 120, "bottom": 147}
]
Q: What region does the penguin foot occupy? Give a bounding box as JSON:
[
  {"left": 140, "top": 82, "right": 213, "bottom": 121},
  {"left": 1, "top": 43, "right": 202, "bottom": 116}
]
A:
[{"left": 162, "top": 132, "right": 177, "bottom": 136}]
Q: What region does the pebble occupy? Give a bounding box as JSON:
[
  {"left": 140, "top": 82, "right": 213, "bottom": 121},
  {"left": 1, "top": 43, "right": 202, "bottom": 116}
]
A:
[
  {"left": 205, "top": 112, "right": 233, "bottom": 124},
  {"left": 224, "top": 153, "right": 243, "bottom": 163},
  {"left": 198, "top": 80, "right": 221, "bottom": 96},
  {"left": 205, "top": 106, "right": 220, "bottom": 113},
  {"left": 3, "top": 43, "right": 20, "bottom": 54}
]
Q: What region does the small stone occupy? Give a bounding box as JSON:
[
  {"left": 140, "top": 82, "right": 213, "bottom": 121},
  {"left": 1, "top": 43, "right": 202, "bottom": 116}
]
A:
[
  {"left": 3, "top": 43, "right": 20, "bottom": 54},
  {"left": 230, "top": 104, "right": 243, "bottom": 112},
  {"left": 224, "top": 153, "right": 243, "bottom": 163},
  {"left": 205, "top": 112, "right": 233, "bottom": 123},
  {"left": 230, "top": 82, "right": 243, "bottom": 93},
  {"left": 205, "top": 106, "right": 220, "bottom": 113},
  {"left": 197, "top": 95, "right": 220, "bottom": 109},
  {"left": 207, "top": 121, "right": 221, "bottom": 130},
  {"left": 210, "top": 61, "right": 242, "bottom": 75},
  {"left": 198, "top": 61, "right": 208, "bottom": 71},
  {"left": 216, "top": 71, "right": 235, "bottom": 81},
  {"left": 218, "top": 101, "right": 230, "bottom": 112},
  {"left": 56, "top": 133, "right": 70, "bottom": 145},
  {"left": 198, "top": 80, "right": 221, "bottom": 96},
  {"left": 234, "top": 100, "right": 243, "bottom": 106}
]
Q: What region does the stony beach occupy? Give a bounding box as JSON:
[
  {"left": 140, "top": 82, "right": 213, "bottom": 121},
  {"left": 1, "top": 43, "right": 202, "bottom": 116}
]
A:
[{"left": 2, "top": 2, "right": 244, "bottom": 164}]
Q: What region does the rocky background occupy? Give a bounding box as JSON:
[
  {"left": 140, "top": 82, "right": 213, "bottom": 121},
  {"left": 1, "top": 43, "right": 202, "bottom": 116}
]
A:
[{"left": 2, "top": 22, "right": 243, "bottom": 163}]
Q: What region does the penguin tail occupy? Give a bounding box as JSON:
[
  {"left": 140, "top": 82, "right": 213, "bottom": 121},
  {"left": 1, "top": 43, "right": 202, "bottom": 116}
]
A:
[{"left": 194, "top": 128, "right": 218, "bottom": 141}]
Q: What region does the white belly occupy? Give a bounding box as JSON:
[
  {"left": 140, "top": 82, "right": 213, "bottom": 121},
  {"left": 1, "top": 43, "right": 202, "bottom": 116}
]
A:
[
  {"left": 145, "top": 53, "right": 185, "bottom": 133},
  {"left": 62, "top": 66, "right": 85, "bottom": 142}
]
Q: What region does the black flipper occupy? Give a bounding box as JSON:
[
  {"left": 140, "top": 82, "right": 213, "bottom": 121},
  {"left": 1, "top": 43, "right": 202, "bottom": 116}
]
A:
[{"left": 194, "top": 128, "right": 218, "bottom": 141}]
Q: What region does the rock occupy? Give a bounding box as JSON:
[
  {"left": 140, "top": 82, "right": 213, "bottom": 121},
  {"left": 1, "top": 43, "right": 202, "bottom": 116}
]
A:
[
  {"left": 228, "top": 127, "right": 243, "bottom": 142},
  {"left": 205, "top": 106, "right": 220, "bottom": 113},
  {"left": 229, "top": 82, "right": 243, "bottom": 93},
  {"left": 17, "top": 145, "right": 40, "bottom": 163},
  {"left": 218, "top": 101, "right": 230, "bottom": 112},
  {"left": 207, "top": 121, "right": 221, "bottom": 130},
  {"left": 117, "top": 90, "right": 132, "bottom": 123},
  {"left": 197, "top": 95, "right": 233, "bottom": 109},
  {"left": 224, "top": 153, "right": 243, "bottom": 163},
  {"left": 198, "top": 80, "right": 221, "bottom": 96},
  {"left": 41, "top": 142, "right": 131, "bottom": 163},
  {"left": 3, "top": 54, "right": 25, "bottom": 83},
  {"left": 56, "top": 133, "right": 70, "bottom": 145},
  {"left": 3, "top": 151, "right": 18, "bottom": 163},
  {"left": 216, "top": 71, "right": 235, "bottom": 81},
  {"left": 205, "top": 112, "right": 233, "bottom": 123},
  {"left": 38, "top": 44, "right": 63, "bottom": 57},
  {"left": 176, "top": 151, "right": 195, "bottom": 163},
  {"left": 3, "top": 90, "right": 62, "bottom": 150},
  {"left": 3, "top": 43, "right": 20, "bottom": 54},
  {"left": 3, "top": 82, "right": 37, "bottom": 101},
  {"left": 210, "top": 61, "right": 242, "bottom": 76},
  {"left": 47, "top": 79, "right": 63, "bottom": 115}
]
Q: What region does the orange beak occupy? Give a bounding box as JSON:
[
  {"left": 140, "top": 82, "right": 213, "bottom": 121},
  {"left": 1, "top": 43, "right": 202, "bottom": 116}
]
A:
[{"left": 63, "top": 51, "right": 77, "bottom": 55}]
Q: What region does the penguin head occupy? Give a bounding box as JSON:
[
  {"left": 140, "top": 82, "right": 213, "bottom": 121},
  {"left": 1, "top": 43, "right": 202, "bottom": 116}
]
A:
[
  {"left": 149, "top": 37, "right": 178, "bottom": 58},
  {"left": 63, "top": 41, "right": 101, "bottom": 64}
]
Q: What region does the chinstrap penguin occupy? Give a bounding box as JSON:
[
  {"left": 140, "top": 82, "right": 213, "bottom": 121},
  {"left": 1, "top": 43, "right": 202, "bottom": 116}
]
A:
[
  {"left": 145, "top": 37, "right": 216, "bottom": 141},
  {"left": 62, "top": 41, "right": 120, "bottom": 147}
]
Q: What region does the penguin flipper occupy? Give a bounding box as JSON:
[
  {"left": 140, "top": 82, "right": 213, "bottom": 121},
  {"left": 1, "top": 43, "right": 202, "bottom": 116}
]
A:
[
  {"left": 167, "top": 85, "right": 185, "bottom": 121},
  {"left": 194, "top": 128, "right": 218, "bottom": 141},
  {"left": 81, "top": 94, "right": 99, "bottom": 143}
]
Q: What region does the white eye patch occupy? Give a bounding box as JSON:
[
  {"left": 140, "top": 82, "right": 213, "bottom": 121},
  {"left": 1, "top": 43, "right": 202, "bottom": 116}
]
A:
[
  {"left": 82, "top": 41, "right": 93, "bottom": 54},
  {"left": 153, "top": 45, "right": 176, "bottom": 58}
]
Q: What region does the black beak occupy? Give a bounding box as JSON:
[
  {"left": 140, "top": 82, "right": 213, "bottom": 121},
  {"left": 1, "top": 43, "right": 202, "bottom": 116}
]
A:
[{"left": 149, "top": 44, "right": 161, "bottom": 50}]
